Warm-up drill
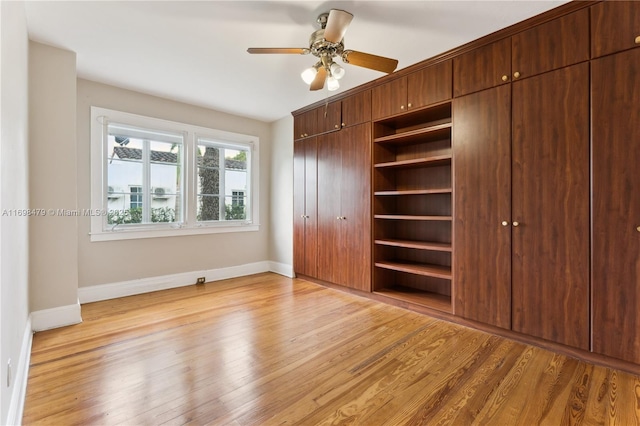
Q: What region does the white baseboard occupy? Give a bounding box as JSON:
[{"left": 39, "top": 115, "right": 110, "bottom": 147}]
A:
[
  {"left": 268, "top": 261, "right": 295, "bottom": 278},
  {"left": 6, "top": 317, "right": 33, "bottom": 426},
  {"left": 78, "top": 261, "right": 275, "bottom": 304},
  {"left": 30, "top": 300, "right": 82, "bottom": 332}
]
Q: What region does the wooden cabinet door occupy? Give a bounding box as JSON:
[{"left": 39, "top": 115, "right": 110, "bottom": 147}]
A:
[
  {"left": 341, "top": 90, "right": 371, "bottom": 128},
  {"left": 293, "top": 138, "right": 318, "bottom": 277},
  {"left": 511, "top": 63, "right": 590, "bottom": 350},
  {"left": 317, "top": 101, "right": 342, "bottom": 134},
  {"left": 294, "top": 109, "right": 317, "bottom": 140},
  {"left": 591, "top": 1, "right": 640, "bottom": 59},
  {"left": 372, "top": 77, "right": 407, "bottom": 120},
  {"left": 339, "top": 123, "right": 371, "bottom": 291},
  {"left": 453, "top": 85, "right": 512, "bottom": 329},
  {"left": 453, "top": 38, "right": 511, "bottom": 97},
  {"left": 592, "top": 49, "right": 640, "bottom": 364},
  {"left": 316, "top": 132, "right": 342, "bottom": 284},
  {"left": 407, "top": 60, "right": 452, "bottom": 109},
  {"left": 512, "top": 9, "right": 589, "bottom": 79}
]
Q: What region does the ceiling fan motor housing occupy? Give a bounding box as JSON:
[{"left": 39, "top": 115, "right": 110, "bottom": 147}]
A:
[{"left": 309, "top": 29, "right": 344, "bottom": 59}]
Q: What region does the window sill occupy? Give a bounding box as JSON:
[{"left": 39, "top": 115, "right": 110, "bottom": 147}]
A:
[{"left": 89, "top": 223, "right": 260, "bottom": 242}]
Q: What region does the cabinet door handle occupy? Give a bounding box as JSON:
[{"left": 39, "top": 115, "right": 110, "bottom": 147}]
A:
[
  {"left": 513, "top": 221, "right": 520, "bottom": 227},
  {"left": 636, "top": 226, "right": 640, "bottom": 232},
  {"left": 501, "top": 75, "right": 508, "bottom": 82},
  {"left": 337, "top": 216, "right": 341, "bottom": 220},
  {"left": 400, "top": 105, "right": 405, "bottom": 110},
  {"left": 341, "top": 122, "right": 345, "bottom": 127},
  {"left": 513, "top": 71, "right": 521, "bottom": 79},
  {"left": 408, "top": 103, "right": 412, "bottom": 108},
  {"left": 635, "top": 35, "right": 640, "bottom": 44},
  {"left": 334, "top": 124, "right": 339, "bottom": 129},
  {"left": 301, "top": 214, "right": 305, "bottom": 218},
  {"left": 501, "top": 221, "right": 509, "bottom": 226}
]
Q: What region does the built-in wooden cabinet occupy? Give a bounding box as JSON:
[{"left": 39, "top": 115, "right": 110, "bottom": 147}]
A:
[
  {"left": 372, "top": 102, "right": 453, "bottom": 312},
  {"left": 453, "top": 85, "right": 512, "bottom": 330},
  {"left": 372, "top": 61, "right": 452, "bottom": 120},
  {"left": 317, "top": 124, "right": 371, "bottom": 291},
  {"left": 293, "top": 137, "right": 318, "bottom": 277},
  {"left": 453, "top": 38, "right": 511, "bottom": 97},
  {"left": 592, "top": 48, "right": 640, "bottom": 364},
  {"left": 511, "top": 9, "right": 589, "bottom": 80},
  {"left": 591, "top": 1, "right": 640, "bottom": 59},
  {"left": 293, "top": 0, "right": 640, "bottom": 371},
  {"left": 510, "top": 63, "right": 590, "bottom": 350}
]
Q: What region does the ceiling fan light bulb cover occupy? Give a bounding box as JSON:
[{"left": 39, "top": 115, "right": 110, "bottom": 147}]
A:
[
  {"left": 301, "top": 67, "right": 318, "bottom": 85},
  {"left": 330, "top": 62, "right": 345, "bottom": 80},
  {"left": 327, "top": 76, "right": 340, "bottom": 91}
]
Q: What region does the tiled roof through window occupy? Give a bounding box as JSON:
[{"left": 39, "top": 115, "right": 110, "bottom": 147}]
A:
[{"left": 113, "top": 146, "right": 246, "bottom": 170}]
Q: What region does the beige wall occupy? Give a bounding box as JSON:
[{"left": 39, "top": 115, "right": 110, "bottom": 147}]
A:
[
  {"left": 76, "top": 79, "right": 271, "bottom": 287},
  {"left": 269, "top": 115, "right": 294, "bottom": 267},
  {"left": 29, "top": 42, "right": 79, "bottom": 312},
  {"left": 1, "top": 1, "right": 30, "bottom": 421}
]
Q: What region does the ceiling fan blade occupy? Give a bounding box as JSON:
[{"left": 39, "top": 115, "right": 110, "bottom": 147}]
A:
[
  {"left": 310, "top": 67, "right": 327, "bottom": 91},
  {"left": 247, "top": 48, "right": 309, "bottom": 54},
  {"left": 342, "top": 50, "right": 398, "bottom": 74},
  {"left": 324, "top": 9, "right": 353, "bottom": 43}
]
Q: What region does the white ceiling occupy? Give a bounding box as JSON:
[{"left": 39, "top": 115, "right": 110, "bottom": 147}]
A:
[{"left": 24, "top": 1, "right": 568, "bottom": 123}]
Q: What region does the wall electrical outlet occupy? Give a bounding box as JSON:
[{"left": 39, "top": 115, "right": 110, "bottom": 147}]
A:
[{"left": 196, "top": 277, "right": 206, "bottom": 285}]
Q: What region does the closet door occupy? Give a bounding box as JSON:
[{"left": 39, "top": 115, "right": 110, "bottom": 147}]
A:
[
  {"left": 453, "top": 85, "right": 512, "bottom": 329},
  {"left": 511, "top": 63, "right": 590, "bottom": 350},
  {"left": 592, "top": 49, "right": 640, "bottom": 364}
]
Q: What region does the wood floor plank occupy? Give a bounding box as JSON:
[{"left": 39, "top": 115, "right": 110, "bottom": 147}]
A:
[{"left": 22, "top": 273, "right": 640, "bottom": 425}]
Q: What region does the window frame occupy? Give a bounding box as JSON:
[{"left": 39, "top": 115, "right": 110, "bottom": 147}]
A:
[{"left": 90, "top": 107, "right": 260, "bottom": 242}]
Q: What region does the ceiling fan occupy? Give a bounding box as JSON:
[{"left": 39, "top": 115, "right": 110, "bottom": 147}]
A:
[{"left": 247, "top": 9, "right": 399, "bottom": 91}]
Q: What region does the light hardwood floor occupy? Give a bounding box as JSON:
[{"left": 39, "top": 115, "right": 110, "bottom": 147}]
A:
[{"left": 23, "top": 273, "right": 640, "bottom": 425}]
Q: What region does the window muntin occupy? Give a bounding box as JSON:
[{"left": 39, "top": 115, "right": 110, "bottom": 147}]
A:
[{"left": 90, "top": 107, "right": 259, "bottom": 241}]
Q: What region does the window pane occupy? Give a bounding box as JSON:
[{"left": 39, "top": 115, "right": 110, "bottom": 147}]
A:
[
  {"left": 225, "top": 195, "right": 246, "bottom": 220},
  {"left": 150, "top": 140, "right": 182, "bottom": 223},
  {"left": 107, "top": 123, "right": 184, "bottom": 225}
]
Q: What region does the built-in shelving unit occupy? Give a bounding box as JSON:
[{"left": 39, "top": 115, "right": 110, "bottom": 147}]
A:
[{"left": 372, "top": 101, "right": 453, "bottom": 313}]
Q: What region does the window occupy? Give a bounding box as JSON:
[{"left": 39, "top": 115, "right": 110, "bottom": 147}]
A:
[{"left": 90, "top": 107, "right": 259, "bottom": 241}]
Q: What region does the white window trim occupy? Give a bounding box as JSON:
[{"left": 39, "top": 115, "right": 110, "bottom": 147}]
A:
[{"left": 90, "top": 107, "right": 260, "bottom": 242}]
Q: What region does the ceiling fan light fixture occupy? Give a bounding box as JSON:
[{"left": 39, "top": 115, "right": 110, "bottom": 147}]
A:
[
  {"left": 301, "top": 65, "right": 318, "bottom": 85},
  {"left": 327, "top": 76, "right": 340, "bottom": 91},
  {"left": 330, "top": 62, "right": 345, "bottom": 80}
]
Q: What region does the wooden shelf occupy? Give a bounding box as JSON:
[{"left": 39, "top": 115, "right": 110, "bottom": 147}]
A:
[
  {"left": 374, "top": 123, "right": 452, "bottom": 145},
  {"left": 374, "top": 154, "right": 452, "bottom": 169},
  {"left": 374, "top": 215, "right": 452, "bottom": 221},
  {"left": 375, "top": 189, "right": 452, "bottom": 196},
  {"left": 374, "top": 286, "right": 452, "bottom": 313},
  {"left": 375, "top": 261, "right": 452, "bottom": 280},
  {"left": 375, "top": 239, "right": 452, "bottom": 252}
]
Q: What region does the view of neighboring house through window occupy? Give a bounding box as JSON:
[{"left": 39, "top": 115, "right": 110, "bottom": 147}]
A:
[
  {"left": 196, "top": 138, "right": 249, "bottom": 222},
  {"left": 106, "top": 122, "right": 183, "bottom": 225},
  {"left": 91, "top": 106, "right": 259, "bottom": 241}
]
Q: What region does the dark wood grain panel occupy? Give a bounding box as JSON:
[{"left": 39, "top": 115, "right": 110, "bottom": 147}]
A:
[
  {"left": 340, "top": 123, "right": 372, "bottom": 291},
  {"left": 372, "top": 77, "right": 407, "bottom": 120},
  {"left": 592, "top": 49, "right": 640, "bottom": 364},
  {"left": 511, "top": 63, "right": 590, "bottom": 350},
  {"left": 453, "top": 38, "right": 511, "bottom": 97},
  {"left": 293, "top": 108, "right": 317, "bottom": 140},
  {"left": 341, "top": 90, "right": 371, "bottom": 127},
  {"left": 407, "top": 60, "right": 452, "bottom": 109},
  {"left": 317, "top": 101, "right": 342, "bottom": 133},
  {"left": 591, "top": 1, "right": 640, "bottom": 59},
  {"left": 316, "top": 132, "right": 341, "bottom": 284},
  {"left": 452, "top": 85, "right": 512, "bottom": 329},
  {"left": 293, "top": 138, "right": 318, "bottom": 277},
  {"left": 293, "top": 140, "right": 306, "bottom": 275},
  {"left": 512, "top": 8, "right": 589, "bottom": 79}
]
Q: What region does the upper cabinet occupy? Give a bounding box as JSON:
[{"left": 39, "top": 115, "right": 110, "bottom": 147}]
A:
[
  {"left": 316, "top": 101, "right": 342, "bottom": 134},
  {"left": 294, "top": 108, "right": 317, "bottom": 140},
  {"left": 591, "top": 1, "right": 640, "bottom": 59},
  {"left": 511, "top": 9, "right": 589, "bottom": 80},
  {"left": 372, "top": 61, "right": 452, "bottom": 120},
  {"left": 453, "top": 38, "right": 511, "bottom": 97},
  {"left": 341, "top": 90, "right": 371, "bottom": 128},
  {"left": 454, "top": 9, "right": 589, "bottom": 97}
]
